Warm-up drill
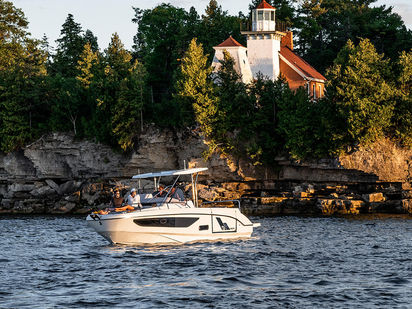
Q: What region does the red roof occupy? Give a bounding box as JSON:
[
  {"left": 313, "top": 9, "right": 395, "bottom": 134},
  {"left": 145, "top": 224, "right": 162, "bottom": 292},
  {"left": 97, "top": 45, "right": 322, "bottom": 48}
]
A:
[
  {"left": 256, "top": 0, "right": 275, "bottom": 9},
  {"left": 216, "top": 36, "right": 245, "bottom": 48},
  {"left": 280, "top": 46, "right": 326, "bottom": 80}
]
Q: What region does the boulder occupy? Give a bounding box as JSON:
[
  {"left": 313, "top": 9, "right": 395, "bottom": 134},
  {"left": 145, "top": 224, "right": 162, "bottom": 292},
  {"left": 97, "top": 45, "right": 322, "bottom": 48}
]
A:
[
  {"left": 362, "top": 192, "right": 385, "bottom": 203},
  {"left": 51, "top": 201, "right": 76, "bottom": 214},
  {"left": 45, "top": 179, "right": 60, "bottom": 193},
  {"left": 30, "top": 185, "right": 57, "bottom": 198},
  {"left": 59, "top": 180, "right": 82, "bottom": 195}
]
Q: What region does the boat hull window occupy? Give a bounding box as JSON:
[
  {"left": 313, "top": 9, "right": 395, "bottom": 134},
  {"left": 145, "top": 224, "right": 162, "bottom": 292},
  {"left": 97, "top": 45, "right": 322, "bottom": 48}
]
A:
[
  {"left": 134, "top": 217, "right": 199, "bottom": 228},
  {"left": 199, "top": 225, "right": 209, "bottom": 231}
]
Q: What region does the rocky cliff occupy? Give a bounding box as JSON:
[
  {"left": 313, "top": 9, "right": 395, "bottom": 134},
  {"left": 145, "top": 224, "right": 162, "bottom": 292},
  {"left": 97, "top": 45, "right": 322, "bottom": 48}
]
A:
[{"left": 0, "top": 127, "right": 411, "bottom": 215}]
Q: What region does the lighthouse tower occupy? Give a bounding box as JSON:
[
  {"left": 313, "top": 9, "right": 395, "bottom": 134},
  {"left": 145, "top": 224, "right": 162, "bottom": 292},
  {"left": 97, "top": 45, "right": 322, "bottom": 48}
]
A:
[{"left": 241, "top": 0, "right": 285, "bottom": 80}]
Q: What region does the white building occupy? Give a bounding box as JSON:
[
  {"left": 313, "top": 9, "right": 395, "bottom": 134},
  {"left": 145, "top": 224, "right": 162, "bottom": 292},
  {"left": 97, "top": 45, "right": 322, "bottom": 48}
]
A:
[{"left": 212, "top": 0, "right": 326, "bottom": 98}]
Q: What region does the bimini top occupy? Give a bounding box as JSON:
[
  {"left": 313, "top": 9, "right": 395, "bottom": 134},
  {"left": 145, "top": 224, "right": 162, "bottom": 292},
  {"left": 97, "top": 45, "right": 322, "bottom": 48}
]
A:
[{"left": 132, "top": 167, "right": 208, "bottom": 179}]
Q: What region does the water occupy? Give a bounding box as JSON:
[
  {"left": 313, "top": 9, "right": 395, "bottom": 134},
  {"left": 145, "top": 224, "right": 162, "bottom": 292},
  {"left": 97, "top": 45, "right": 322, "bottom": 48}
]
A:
[{"left": 1, "top": 215, "right": 411, "bottom": 308}]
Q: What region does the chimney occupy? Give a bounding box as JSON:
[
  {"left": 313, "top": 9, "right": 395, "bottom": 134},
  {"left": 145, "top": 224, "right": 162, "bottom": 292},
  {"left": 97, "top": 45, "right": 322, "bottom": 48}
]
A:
[{"left": 281, "top": 31, "right": 293, "bottom": 50}]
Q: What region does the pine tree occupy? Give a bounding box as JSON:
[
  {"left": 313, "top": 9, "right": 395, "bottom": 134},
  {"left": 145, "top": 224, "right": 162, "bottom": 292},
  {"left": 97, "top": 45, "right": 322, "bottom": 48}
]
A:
[
  {"left": 100, "top": 33, "right": 148, "bottom": 151},
  {"left": 175, "top": 38, "right": 214, "bottom": 126},
  {"left": 53, "top": 13, "right": 84, "bottom": 77},
  {"left": 83, "top": 29, "right": 99, "bottom": 52},
  {"left": 176, "top": 39, "right": 216, "bottom": 137}
]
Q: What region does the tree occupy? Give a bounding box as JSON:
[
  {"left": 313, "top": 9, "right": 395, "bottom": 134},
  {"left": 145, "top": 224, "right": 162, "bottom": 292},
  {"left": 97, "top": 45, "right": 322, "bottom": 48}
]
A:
[
  {"left": 83, "top": 29, "right": 99, "bottom": 52},
  {"left": 295, "top": 0, "right": 412, "bottom": 73},
  {"left": 53, "top": 13, "right": 85, "bottom": 77},
  {"left": 326, "top": 39, "right": 396, "bottom": 148},
  {"left": 98, "top": 33, "right": 148, "bottom": 151},
  {"left": 111, "top": 61, "right": 147, "bottom": 151},
  {"left": 133, "top": 4, "right": 192, "bottom": 105},
  {"left": 200, "top": 0, "right": 245, "bottom": 60},
  {"left": 246, "top": 75, "right": 286, "bottom": 164},
  {"left": 0, "top": 0, "right": 29, "bottom": 43},
  {"left": 175, "top": 38, "right": 214, "bottom": 127},
  {"left": 393, "top": 50, "right": 412, "bottom": 147},
  {"left": 0, "top": 0, "right": 49, "bottom": 152}
]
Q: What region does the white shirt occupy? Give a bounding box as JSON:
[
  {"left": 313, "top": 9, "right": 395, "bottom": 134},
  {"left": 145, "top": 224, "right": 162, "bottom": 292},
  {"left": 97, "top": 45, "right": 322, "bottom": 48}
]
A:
[{"left": 126, "top": 194, "right": 141, "bottom": 207}]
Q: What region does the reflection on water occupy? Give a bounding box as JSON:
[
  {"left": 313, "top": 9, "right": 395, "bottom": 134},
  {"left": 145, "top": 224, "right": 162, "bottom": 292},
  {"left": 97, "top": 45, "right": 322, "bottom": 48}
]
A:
[{"left": 0, "top": 215, "right": 411, "bottom": 308}]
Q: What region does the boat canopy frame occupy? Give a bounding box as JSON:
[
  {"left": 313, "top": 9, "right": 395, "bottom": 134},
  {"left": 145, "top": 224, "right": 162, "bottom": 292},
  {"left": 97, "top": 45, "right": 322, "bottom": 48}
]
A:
[{"left": 132, "top": 167, "right": 208, "bottom": 207}]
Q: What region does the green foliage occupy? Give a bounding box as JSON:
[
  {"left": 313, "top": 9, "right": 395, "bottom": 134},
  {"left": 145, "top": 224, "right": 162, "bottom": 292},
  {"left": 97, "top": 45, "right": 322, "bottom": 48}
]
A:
[
  {"left": 84, "top": 29, "right": 99, "bottom": 52},
  {"left": 1, "top": 0, "right": 411, "bottom": 163},
  {"left": 247, "top": 76, "right": 287, "bottom": 164},
  {"left": 133, "top": 4, "right": 192, "bottom": 106},
  {"left": 111, "top": 61, "right": 147, "bottom": 151},
  {"left": 393, "top": 50, "right": 412, "bottom": 147},
  {"left": 295, "top": 0, "right": 412, "bottom": 74},
  {"left": 326, "top": 39, "right": 396, "bottom": 148},
  {"left": 53, "top": 14, "right": 85, "bottom": 77},
  {"left": 200, "top": 0, "right": 245, "bottom": 60},
  {"left": 73, "top": 33, "right": 147, "bottom": 151},
  {"left": 211, "top": 51, "right": 250, "bottom": 155},
  {"left": 0, "top": 0, "right": 28, "bottom": 43},
  {"left": 190, "top": 52, "right": 283, "bottom": 165},
  {"left": 132, "top": 1, "right": 244, "bottom": 127},
  {"left": 175, "top": 38, "right": 212, "bottom": 126},
  {"left": 0, "top": 0, "right": 49, "bottom": 152},
  {"left": 277, "top": 89, "right": 339, "bottom": 159}
]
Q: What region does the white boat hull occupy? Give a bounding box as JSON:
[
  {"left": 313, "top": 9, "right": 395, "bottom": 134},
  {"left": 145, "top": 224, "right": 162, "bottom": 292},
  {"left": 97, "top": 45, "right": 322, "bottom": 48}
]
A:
[{"left": 86, "top": 206, "right": 257, "bottom": 245}]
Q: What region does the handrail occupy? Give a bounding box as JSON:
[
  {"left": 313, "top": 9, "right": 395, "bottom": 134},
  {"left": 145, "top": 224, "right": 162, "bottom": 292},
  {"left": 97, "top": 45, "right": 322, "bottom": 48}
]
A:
[{"left": 202, "top": 199, "right": 241, "bottom": 209}]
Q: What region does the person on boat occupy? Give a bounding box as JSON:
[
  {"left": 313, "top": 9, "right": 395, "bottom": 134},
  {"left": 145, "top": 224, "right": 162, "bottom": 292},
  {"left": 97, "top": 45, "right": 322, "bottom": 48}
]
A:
[
  {"left": 153, "top": 185, "right": 166, "bottom": 197},
  {"left": 125, "top": 188, "right": 141, "bottom": 210},
  {"left": 169, "top": 187, "right": 185, "bottom": 201},
  {"left": 109, "top": 189, "right": 124, "bottom": 208},
  {"left": 96, "top": 188, "right": 124, "bottom": 214}
]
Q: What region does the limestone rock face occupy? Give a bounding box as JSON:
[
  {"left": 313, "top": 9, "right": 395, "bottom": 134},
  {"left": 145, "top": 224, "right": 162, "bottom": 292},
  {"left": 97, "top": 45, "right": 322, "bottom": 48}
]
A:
[
  {"left": 339, "top": 137, "right": 412, "bottom": 183},
  {"left": 0, "top": 126, "right": 411, "bottom": 215},
  {"left": 23, "top": 133, "right": 126, "bottom": 179}
]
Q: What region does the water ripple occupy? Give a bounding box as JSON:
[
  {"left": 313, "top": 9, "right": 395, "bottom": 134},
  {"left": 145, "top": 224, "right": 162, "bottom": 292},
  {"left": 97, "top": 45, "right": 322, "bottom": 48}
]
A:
[{"left": 0, "top": 215, "right": 411, "bottom": 308}]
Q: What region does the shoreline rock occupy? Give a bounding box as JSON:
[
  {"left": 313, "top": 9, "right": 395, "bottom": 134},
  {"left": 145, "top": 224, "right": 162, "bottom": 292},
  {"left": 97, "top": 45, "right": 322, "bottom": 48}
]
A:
[{"left": 0, "top": 129, "right": 411, "bottom": 216}]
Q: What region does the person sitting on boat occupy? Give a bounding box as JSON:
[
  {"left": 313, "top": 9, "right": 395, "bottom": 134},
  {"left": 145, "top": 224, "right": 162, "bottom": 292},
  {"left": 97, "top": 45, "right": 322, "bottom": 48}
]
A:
[
  {"left": 109, "top": 189, "right": 124, "bottom": 209},
  {"left": 169, "top": 187, "right": 185, "bottom": 201},
  {"left": 153, "top": 185, "right": 166, "bottom": 197},
  {"left": 115, "top": 188, "right": 140, "bottom": 212},
  {"left": 126, "top": 188, "right": 141, "bottom": 210}
]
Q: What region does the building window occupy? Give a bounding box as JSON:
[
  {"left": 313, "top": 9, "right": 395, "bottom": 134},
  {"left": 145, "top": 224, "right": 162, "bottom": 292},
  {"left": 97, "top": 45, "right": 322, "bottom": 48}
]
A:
[
  {"left": 307, "top": 83, "right": 310, "bottom": 95},
  {"left": 319, "top": 85, "right": 322, "bottom": 97},
  {"left": 258, "top": 11, "right": 263, "bottom": 20},
  {"left": 265, "top": 12, "right": 270, "bottom": 20},
  {"left": 313, "top": 84, "right": 316, "bottom": 99},
  {"left": 271, "top": 11, "right": 275, "bottom": 21}
]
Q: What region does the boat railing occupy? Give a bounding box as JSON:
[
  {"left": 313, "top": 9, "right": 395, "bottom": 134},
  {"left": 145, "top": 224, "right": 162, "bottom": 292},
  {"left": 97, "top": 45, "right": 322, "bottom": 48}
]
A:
[{"left": 202, "top": 199, "right": 241, "bottom": 209}]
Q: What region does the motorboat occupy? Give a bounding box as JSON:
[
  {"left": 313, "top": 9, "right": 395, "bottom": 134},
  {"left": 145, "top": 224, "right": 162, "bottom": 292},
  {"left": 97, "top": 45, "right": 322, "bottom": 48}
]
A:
[{"left": 86, "top": 167, "right": 260, "bottom": 245}]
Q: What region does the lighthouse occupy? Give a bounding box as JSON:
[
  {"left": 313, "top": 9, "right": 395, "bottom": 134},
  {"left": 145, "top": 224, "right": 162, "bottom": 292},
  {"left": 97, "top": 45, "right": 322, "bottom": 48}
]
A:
[
  {"left": 241, "top": 0, "right": 284, "bottom": 80},
  {"left": 212, "top": 0, "right": 326, "bottom": 98}
]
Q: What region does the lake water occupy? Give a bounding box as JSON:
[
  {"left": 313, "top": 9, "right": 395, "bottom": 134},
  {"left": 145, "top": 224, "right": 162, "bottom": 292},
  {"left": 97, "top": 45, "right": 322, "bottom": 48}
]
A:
[{"left": 1, "top": 215, "right": 411, "bottom": 308}]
